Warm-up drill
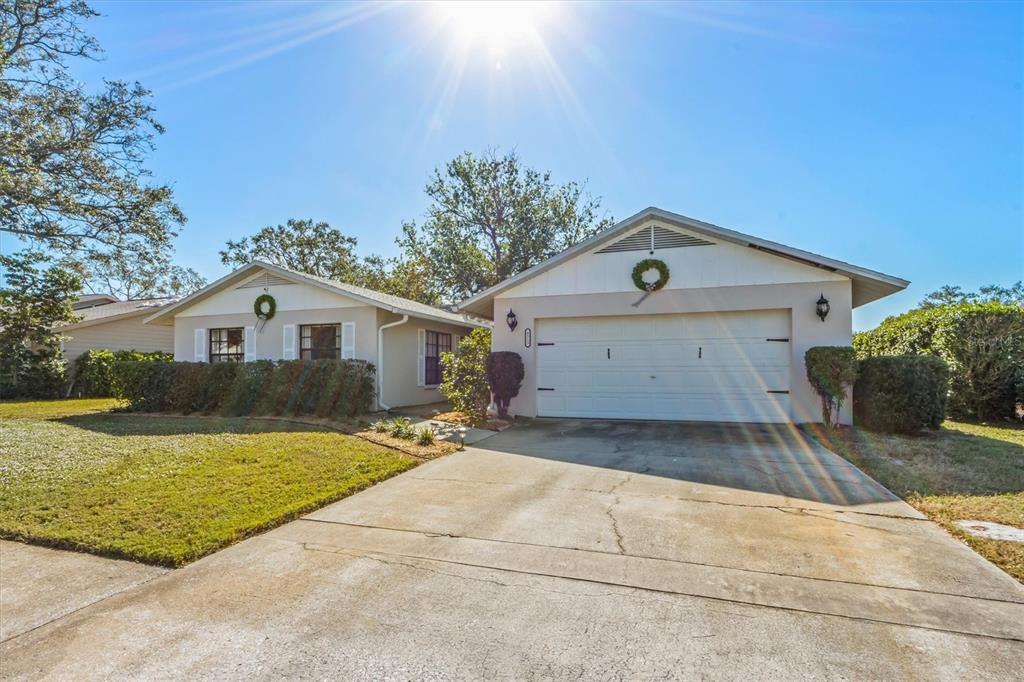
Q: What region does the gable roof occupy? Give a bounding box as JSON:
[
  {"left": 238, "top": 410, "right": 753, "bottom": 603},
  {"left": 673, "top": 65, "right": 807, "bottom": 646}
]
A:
[
  {"left": 457, "top": 206, "right": 910, "bottom": 316},
  {"left": 144, "top": 261, "right": 488, "bottom": 328},
  {"left": 58, "top": 298, "right": 173, "bottom": 331}
]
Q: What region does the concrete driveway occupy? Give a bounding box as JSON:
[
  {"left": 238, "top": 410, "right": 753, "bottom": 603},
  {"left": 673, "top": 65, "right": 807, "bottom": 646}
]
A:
[{"left": 2, "top": 419, "right": 1022, "bottom": 680}]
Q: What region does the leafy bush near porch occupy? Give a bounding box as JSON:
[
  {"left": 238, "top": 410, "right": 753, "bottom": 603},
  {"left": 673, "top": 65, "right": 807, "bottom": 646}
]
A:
[
  {"left": 439, "top": 328, "right": 492, "bottom": 422},
  {"left": 854, "top": 355, "right": 949, "bottom": 433},
  {"left": 71, "top": 349, "right": 173, "bottom": 397},
  {"left": 805, "top": 346, "right": 858, "bottom": 427},
  {"left": 112, "top": 359, "right": 375, "bottom": 418},
  {"left": 854, "top": 302, "right": 1024, "bottom": 421}
]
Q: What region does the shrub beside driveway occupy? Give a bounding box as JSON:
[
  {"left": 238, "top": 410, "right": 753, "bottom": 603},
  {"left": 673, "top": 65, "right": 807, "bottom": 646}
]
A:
[
  {"left": 806, "top": 421, "right": 1024, "bottom": 582},
  {"left": 0, "top": 399, "right": 417, "bottom": 566}
]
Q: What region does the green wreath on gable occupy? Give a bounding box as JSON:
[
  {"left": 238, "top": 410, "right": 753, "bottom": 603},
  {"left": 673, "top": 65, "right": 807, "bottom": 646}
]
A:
[
  {"left": 632, "top": 258, "right": 670, "bottom": 292},
  {"left": 254, "top": 293, "right": 276, "bottom": 320}
]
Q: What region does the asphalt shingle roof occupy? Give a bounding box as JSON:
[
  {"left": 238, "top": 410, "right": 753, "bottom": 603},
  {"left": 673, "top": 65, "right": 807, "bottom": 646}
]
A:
[{"left": 62, "top": 298, "right": 171, "bottom": 326}]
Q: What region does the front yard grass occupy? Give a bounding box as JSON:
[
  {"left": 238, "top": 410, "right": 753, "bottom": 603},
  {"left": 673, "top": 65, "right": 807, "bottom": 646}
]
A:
[
  {"left": 0, "top": 399, "right": 417, "bottom": 567},
  {"left": 805, "top": 421, "right": 1024, "bottom": 582}
]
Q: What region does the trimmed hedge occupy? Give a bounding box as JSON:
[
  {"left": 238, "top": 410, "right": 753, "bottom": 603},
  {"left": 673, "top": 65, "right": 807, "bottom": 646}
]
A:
[
  {"left": 71, "top": 349, "right": 173, "bottom": 397},
  {"left": 111, "top": 359, "right": 375, "bottom": 418},
  {"left": 854, "top": 355, "right": 949, "bottom": 433},
  {"left": 854, "top": 302, "right": 1024, "bottom": 421}
]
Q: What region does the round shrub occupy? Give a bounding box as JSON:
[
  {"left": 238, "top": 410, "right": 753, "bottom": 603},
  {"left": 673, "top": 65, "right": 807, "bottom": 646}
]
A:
[{"left": 854, "top": 355, "right": 949, "bottom": 433}]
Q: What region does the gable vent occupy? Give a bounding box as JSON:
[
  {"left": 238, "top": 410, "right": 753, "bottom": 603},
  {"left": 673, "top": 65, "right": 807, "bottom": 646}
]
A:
[
  {"left": 596, "top": 225, "right": 714, "bottom": 254},
  {"left": 237, "top": 272, "right": 295, "bottom": 289}
]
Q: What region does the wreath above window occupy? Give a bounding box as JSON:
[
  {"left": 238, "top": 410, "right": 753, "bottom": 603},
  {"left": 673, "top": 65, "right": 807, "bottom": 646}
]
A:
[
  {"left": 254, "top": 293, "right": 276, "bottom": 321},
  {"left": 631, "top": 258, "right": 670, "bottom": 292}
]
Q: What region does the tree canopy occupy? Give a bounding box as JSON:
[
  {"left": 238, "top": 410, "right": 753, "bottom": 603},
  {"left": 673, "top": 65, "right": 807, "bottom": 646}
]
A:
[
  {"left": 0, "top": 250, "right": 81, "bottom": 397},
  {"left": 63, "top": 249, "right": 207, "bottom": 299},
  {"left": 919, "top": 282, "right": 1023, "bottom": 308},
  {"left": 1, "top": 0, "right": 185, "bottom": 264},
  {"left": 398, "top": 149, "right": 613, "bottom": 302},
  {"left": 220, "top": 219, "right": 360, "bottom": 282},
  {"left": 221, "top": 218, "right": 441, "bottom": 305}
]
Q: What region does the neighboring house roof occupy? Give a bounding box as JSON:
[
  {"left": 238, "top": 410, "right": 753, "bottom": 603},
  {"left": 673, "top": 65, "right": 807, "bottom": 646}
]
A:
[
  {"left": 144, "top": 261, "right": 490, "bottom": 329},
  {"left": 58, "top": 298, "right": 173, "bottom": 331},
  {"left": 457, "top": 206, "right": 910, "bottom": 317},
  {"left": 72, "top": 294, "right": 119, "bottom": 310}
]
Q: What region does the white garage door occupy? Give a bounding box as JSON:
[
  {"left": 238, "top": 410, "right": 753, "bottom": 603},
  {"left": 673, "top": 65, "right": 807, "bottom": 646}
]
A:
[{"left": 536, "top": 310, "right": 791, "bottom": 423}]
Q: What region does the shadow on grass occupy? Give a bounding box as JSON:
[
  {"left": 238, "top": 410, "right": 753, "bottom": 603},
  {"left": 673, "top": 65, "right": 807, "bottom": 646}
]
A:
[
  {"left": 56, "top": 412, "right": 354, "bottom": 438},
  {"left": 801, "top": 422, "right": 1024, "bottom": 498}
]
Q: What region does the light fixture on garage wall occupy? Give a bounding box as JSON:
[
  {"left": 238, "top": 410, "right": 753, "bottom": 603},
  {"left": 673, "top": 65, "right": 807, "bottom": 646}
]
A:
[
  {"left": 816, "top": 294, "right": 830, "bottom": 322},
  {"left": 506, "top": 308, "right": 518, "bottom": 332}
]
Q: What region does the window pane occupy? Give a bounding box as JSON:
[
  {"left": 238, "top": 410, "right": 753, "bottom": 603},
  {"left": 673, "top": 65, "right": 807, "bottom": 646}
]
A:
[
  {"left": 300, "top": 324, "right": 340, "bottom": 360},
  {"left": 210, "top": 327, "right": 244, "bottom": 363}
]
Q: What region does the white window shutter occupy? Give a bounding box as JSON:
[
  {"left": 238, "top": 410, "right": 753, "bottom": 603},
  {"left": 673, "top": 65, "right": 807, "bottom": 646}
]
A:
[
  {"left": 194, "top": 328, "right": 207, "bottom": 362},
  {"left": 282, "top": 324, "right": 296, "bottom": 360},
  {"left": 453, "top": 333, "right": 461, "bottom": 351},
  {"left": 341, "top": 322, "right": 355, "bottom": 359},
  {"left": 244, "top": 326, "right": 255, "bottom": 362},
  {"left": 417, "top": 329, "right": 426, "bottom": 387}
]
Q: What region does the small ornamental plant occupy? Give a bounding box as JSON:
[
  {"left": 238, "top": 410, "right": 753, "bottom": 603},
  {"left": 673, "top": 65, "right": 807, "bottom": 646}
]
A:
[{"left": 416, "top": 426, "right": 436, "bottom": 446}]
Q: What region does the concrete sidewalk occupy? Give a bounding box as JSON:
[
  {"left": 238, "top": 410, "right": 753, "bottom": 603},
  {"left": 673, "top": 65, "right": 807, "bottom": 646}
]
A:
[{"left": 0, "top": 541, "right": 167, "bottom": 642}]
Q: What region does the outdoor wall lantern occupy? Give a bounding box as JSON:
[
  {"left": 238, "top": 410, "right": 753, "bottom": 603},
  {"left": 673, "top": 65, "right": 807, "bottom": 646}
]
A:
[
  {"left": 506, "top": 308, "right": 518, "bottom": 332},
  {"left": 816, "top": 294, "right": 830, "bottom": 322}
]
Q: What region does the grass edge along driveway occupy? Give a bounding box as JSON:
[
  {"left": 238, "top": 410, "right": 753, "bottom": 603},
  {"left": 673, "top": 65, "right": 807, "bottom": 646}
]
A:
[
  {"left": 0, "top": 399, "right": 418, "bottom": 567},
  {"left": 805, "top": 420, "right": 1024, "bottom": 583}
]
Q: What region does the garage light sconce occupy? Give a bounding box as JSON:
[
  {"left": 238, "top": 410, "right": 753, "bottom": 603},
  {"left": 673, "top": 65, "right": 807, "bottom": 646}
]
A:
[
  {"left": 816, "top": 294, "right": 830, "bottom": 322},
  {"left": 506, "top": 308, "right": 518, "bottom": 332}
]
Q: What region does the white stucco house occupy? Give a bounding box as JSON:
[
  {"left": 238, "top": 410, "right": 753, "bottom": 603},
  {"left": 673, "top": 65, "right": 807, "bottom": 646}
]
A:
[
  {"left": 143, "top": 261, "right": 487, "bottom": 410},
  {"left": 58, "top": 295, "right": 175, "bottom": 362},
  {"left": 458, "top": 207, "right": 909, "bottom": 425}
]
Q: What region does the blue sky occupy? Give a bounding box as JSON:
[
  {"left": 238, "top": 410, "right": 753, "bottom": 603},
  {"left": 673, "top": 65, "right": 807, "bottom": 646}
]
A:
[{"left": 37, "top": 1, "right": 1024, "bottom": 328}]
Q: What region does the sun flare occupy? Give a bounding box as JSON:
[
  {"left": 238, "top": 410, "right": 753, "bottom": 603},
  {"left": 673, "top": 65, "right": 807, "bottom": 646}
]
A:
[{"left": 432, "top": 1, "right": 556, "bottom": 51}]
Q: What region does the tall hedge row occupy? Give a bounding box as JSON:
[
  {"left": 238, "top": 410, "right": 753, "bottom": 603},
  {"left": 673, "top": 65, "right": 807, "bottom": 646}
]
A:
[
  {"left": 853, "top": 302, "right": 1024, "bottom": 421},
  {"left": 111, "top": 359, "right": 375, "bottom": 418},
  {"left": 70, "top": 349, "right": 173, "bottom": 397}
]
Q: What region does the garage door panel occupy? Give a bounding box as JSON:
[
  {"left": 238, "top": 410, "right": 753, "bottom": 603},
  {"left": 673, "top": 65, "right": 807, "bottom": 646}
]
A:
[{"left": 537, "top": 310, "right": 791, "bottom": 423}]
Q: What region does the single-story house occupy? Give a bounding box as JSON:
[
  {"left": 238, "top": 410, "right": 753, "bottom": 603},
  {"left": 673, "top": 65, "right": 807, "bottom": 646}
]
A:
[
  {"left": 144, "top": 261, "right": 487, "bottom": 410},
  {"left": 58, "top": 295, "right": 175, "bottom": 362},
  {"left": 458, "top": 207, "right": 909, "bottom": 425}
]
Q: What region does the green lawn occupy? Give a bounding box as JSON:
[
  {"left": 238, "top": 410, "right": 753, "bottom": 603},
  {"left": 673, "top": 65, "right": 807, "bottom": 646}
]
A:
[
  {"left": 805, "top": 421, "right": 1024, "bottom": 582},
  {"left": 0, "top": 399, "right": 417, "bottom": 566}
]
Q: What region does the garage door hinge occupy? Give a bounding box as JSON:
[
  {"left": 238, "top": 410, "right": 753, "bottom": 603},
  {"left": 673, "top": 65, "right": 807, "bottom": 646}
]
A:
[
  {"left": 766, "top": 338, "right": 790, "bottom": 342},
  {"left": 537, "top": 387, "right": 555, "bottom": 391},
  {"left": 537, "top": 342, "right": 555, "bottom": 346},
  {"left": 766, "top": 390, "right": 790, "bottom": 394}
]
